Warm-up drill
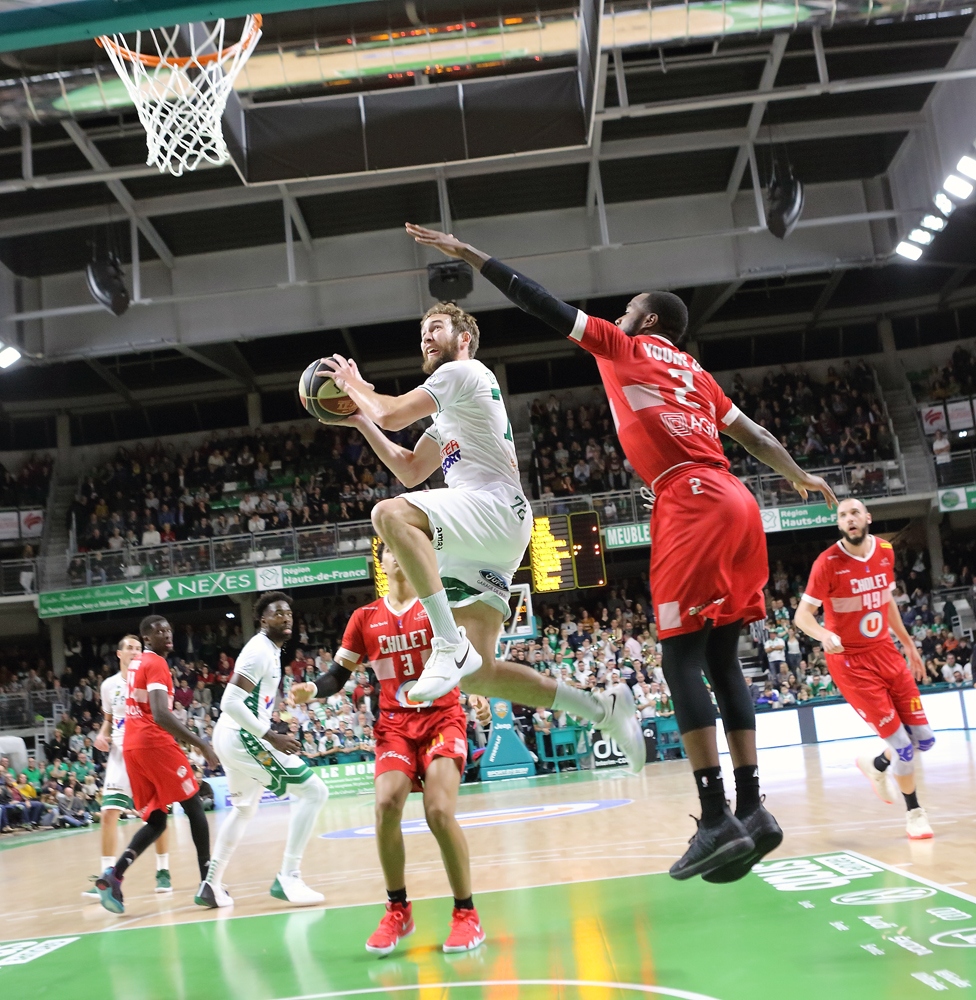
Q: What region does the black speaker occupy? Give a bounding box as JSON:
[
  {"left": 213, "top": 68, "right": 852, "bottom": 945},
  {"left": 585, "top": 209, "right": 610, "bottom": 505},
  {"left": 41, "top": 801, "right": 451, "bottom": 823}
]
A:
[
  {"left": 766, "top": 160, "right": 804, "bottom": 240},
  {"left": 87, "top": 254, "right": 130, "bottom": 316},
  {"left": 427, "top": 260, "right": 474, "bottom": 302}
]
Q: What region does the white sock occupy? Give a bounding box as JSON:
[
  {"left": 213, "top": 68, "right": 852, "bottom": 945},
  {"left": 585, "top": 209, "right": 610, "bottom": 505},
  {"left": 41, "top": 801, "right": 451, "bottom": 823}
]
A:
[
  {"left": 551, "top": 681, "right": 607, "bottom": 726},
  {"left": 206, "top": 803, "right": 257, "bottom": 885},
  {"left": 155, "top": 853, "right": 169, "bottom": 871},
  {"left": 281, "top": 778, "right": 328, "bottom": 877},
  {"left": 420, "top": 589, "right": 462, "bottom": 645},
  {"left": 101, "top": 856, "right": 115, "bottom": 872}
]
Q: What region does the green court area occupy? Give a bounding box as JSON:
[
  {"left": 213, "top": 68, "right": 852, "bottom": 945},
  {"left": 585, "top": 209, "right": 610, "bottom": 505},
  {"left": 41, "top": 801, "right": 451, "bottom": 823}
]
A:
[{"left": 3, "top": 854, "right": 974, "bottom": 999}]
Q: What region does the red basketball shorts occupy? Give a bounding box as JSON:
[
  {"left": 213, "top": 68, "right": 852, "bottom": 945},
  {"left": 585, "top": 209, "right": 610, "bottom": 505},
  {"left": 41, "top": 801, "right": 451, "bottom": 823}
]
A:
[
  {"left": 650, "top": 465, "right": 768, "bottom": 640},
  {"left": 826, "top": 643, "right": 929, "bottom": 739},
  {"left": 124, "top": 742, "right": 199, "bottom": 819},
  {"left": 374, "top": 706, "right": 468, "bottom": 791}
]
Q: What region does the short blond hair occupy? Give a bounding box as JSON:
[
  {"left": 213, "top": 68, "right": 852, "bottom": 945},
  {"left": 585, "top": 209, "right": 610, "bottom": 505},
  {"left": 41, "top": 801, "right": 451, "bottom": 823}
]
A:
[{"left": 421, "top": 302, "right": 480, "bottom": 358}]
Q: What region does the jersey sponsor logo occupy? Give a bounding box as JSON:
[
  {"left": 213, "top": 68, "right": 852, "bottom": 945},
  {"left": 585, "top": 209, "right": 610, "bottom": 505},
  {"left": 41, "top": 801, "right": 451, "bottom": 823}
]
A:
[
  {"left": 441, "top": 439, "right": 462, "bottom": 475},
  {"left": 378, "top": 629, "right": 429, "bottom": 655},
  {"left": 432, "top": 525, "right": 444, "bottom": 550},
  {"left": 660, "top": 411, "right": 719, "bottom": 440},
  {"left": 369, "top": 621, "right": 389, "bottom": 628},
  {"left": 851, "top": 573, "right": 889, "bottom": 594},
  {"left": 478, "top": 569, "right": 509, "bottom": 595},
  {"left": 859, "top": 611, "right": 885, "bottom": 639},
  {"left": 379, "top": 749, "right": 413, "bottom": 766},
  {"left": 177, "top": 765, "right": 187, "bottom": 778}
]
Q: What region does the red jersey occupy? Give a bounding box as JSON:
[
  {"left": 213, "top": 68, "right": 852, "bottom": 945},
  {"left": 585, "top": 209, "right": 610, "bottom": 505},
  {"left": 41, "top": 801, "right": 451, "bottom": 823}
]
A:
[
  {"left": 802, "top": 536, "right": 897, "bottom": 651},
  {"left": 569, "top": 312, "right": 739, "bottom": 492},
  {"left": 338, "top": 597, "right": 459, "bottom": 712},
  {"left": 124, "top": 650, "right": 176, "bottom": 750}
]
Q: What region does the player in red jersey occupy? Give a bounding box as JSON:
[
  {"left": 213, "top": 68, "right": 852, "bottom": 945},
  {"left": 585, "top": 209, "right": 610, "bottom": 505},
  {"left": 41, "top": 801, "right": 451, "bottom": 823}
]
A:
[
  {"left": 93, "top": 615, "right": 220, "bottom": 914},
  {"left": 407, "top": 222, "right": 837, "bottom": 883},
  {"left": 293, "top": 543, "right": 486, "bottom": 956},
  {"left": 794, "top": 499, "right": 935, "bottom": 840}
]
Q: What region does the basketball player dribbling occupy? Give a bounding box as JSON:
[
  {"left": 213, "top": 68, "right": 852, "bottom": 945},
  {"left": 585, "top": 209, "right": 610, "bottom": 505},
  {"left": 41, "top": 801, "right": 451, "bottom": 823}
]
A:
[
  {"left": 794, "top": 499, "right": 935, "bottom": 839},
  {"left": 404, "top": 222, "right": 837, "bottom": 883}
]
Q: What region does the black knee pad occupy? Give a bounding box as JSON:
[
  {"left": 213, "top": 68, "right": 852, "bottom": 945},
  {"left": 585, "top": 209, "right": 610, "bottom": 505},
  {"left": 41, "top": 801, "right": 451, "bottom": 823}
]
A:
[
  {"left": 662, "top": 628, "right": 718, "bottom": 734},
  {"left": 704, "top": 620, "right": 755, "bottom": 732},
  {"left": 146, "top": 809, "right": 168, "bottom": 835}
]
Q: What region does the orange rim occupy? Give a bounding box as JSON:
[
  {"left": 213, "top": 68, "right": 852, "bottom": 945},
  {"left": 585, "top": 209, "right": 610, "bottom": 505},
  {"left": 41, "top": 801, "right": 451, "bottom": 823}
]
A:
[{"left": 96, "top": 13, "right": 262, "bottom": 68}]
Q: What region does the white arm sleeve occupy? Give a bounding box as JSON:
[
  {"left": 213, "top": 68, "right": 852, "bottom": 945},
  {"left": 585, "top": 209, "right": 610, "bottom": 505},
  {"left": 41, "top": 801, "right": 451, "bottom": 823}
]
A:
[{"left": 220, "top": 683, "right": 269, "bottom": 739}]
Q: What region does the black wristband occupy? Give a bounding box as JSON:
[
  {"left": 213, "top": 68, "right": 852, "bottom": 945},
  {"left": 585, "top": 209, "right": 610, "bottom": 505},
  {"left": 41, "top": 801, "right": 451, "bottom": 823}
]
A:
[
  {"left": 481, "top": 258, "right": 579, "bottom": 337},
  {"left": 313, "top": 663, "right": 353, "bottom": 699}
]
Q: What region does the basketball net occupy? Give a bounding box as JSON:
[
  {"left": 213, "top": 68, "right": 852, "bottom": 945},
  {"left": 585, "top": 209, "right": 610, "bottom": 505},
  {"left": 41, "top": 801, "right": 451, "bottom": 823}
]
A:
[{"left": 97, "top": 15, "right": 262, "bottom": 177}]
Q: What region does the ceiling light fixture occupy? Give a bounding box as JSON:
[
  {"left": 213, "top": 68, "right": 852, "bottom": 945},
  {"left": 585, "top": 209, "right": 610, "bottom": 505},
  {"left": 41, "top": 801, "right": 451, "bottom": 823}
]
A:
[
  {"left": 921, "top": 214, "right": 947, "bottom": 232},
  {"left": 909, "top": 228, "right": 933, "bottom": 245},
  {"left": 944, "top": 174, "right": 974, "bottom": 200},
  {"left": 957, "top": 155, "right": 976, "bottom": 181},
  {"left": 934, "top": 192, "right": 955, "bottom": 216},
  {"left": 895, "top": 241, "right": 923, "bottom": 261},
  {"left": 0, "top": 345, "right": 21, "bottom": 369}
]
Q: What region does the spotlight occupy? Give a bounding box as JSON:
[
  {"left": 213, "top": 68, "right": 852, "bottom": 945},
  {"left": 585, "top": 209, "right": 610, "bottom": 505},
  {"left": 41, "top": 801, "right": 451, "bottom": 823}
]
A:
[
  {"left": 961, "top": 430, "right": 969, "bottom": 439},
  {"left": 921, "top": 215, "right": 947, "bottom": 232},
  {"left": 0, "top": 345, "right": 21, "bottom": 369},
  {"left": 944, "top": 174, "right": 974, "bottom": 200},
  {"left": 909, "top": 229, "right": 933, "bottom": 245},
  {"left": 427, "top": 261, "right": 474, "bottom": 301},
  {"left": 225, "top": 611, "right": 235, "bottom": 619},
  {"left": 766, "top": 160, "right": 805, "bottom": 240},
  {"left": 957, "top": 155, "right": 976, "bottom": 181},
  {"left": 86, "top": 253, "right": 130, "bottom": 316},
  {"left": 934, "top": 193, "right": 955, "bottom": 216},
  {"left": 895, "top": 241, "right": 923, "bottom": 261}
]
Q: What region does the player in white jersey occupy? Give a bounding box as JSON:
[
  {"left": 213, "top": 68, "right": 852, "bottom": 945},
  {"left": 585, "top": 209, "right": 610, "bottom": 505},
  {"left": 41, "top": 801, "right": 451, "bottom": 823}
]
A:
[
  {"left": 196, "top": 592, "right": 329, "bottom": 908},
  {"left": 318, "top": 297, "right": 645, "bottom": 773},
  {"left": 81, "top": 634, "right": 171, "bottom": 900}
]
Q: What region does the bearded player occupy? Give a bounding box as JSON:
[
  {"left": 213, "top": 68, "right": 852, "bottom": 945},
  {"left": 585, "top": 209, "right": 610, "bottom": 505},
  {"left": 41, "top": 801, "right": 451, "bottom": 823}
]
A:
[
  {"left": 82, "top": 634, "right": 171, "bottom": 901},
  {"left": 93, "top": 615, "right": 219, "bottom": 914},
  {"left": 293, "top": 543, "right": 486, "bottom": 955},
  {"left": 794, "top": 499, "right": 935, "bottom": 839},
  {"left": 197, "top": 591, "right": 329, "bottom": 908},
  {"left": 405, "top": 222, "right": 837, "bottom": 883},
  {"left": 317, "top": 307, "right": 644, "bottom": 774}
]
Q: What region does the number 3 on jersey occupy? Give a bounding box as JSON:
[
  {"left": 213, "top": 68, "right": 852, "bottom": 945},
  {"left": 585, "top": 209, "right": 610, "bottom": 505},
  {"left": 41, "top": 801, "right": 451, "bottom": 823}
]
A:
[{"left": 400, "top": 653, "right": 415, "bottom": 677}]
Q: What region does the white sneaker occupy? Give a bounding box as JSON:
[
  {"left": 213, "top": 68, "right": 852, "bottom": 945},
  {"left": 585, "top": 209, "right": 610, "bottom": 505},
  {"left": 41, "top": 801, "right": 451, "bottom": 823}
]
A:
[
  {"left": 596, "top": 683, "right": 645, "bottom": 774},
  {"left": 407, "top": 627, "right": 482, "bottom": 703},
  {"left": 906, "top": 807, "right": 934, "bottom": 840},
  {"left": 194, "top": 880, "right": 234, "bottom": 908},
  {"left": 856, "top": 753, "right": 895, "bottom": 804},
  {"left": 271, "top": 873, "right": 324, "bottom": 906}
]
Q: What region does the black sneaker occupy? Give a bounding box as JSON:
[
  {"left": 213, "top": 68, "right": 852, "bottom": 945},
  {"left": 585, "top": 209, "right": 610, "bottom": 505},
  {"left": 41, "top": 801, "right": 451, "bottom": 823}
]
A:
[
  {"left": 702, "top": 802, "right": 783, "bottom": 884},
  {"left": 669, "top": 809, "right": 755, "bottom": 881}
]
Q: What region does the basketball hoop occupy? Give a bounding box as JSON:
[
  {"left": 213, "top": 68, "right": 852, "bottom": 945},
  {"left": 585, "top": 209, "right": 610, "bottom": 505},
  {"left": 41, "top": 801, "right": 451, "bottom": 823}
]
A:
[{"left": 96, "top": 15, "right": 263, "bottom": 177}]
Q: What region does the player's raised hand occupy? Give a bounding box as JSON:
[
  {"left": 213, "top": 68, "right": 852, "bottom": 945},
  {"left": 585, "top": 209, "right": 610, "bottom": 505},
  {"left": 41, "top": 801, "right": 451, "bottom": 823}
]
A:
[
  {"left": 790, "top": 471, "right": 839, "bottom": 509},
  {"left": 406, "top": 223, "right": 468, "bottom": 259},
  {"left": 316, "top": 354, "right": 371, "bottom": 392},
  {"left": 289, "top": 681, "right": 317, "bottom": 705}
]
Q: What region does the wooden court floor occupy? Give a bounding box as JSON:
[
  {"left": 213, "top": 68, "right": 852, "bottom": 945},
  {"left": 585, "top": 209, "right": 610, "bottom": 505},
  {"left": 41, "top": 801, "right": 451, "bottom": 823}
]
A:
[{"left": 3, "top": 731, "right": 975, "bottom": 947}]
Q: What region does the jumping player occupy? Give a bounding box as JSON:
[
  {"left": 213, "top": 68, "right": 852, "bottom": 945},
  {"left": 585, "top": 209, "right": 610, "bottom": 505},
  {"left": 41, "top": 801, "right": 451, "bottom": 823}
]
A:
[
  {"left": 197, "top": 591, "right": 329, "bottom": 908},
  {"left": 93, "top": 615, "right": 218, "bottom": 914},
  {"left": 82, "top": 634, "right": 171, "bottom": 901},
  {"left": 405, "top": 222, "right": 837, "bottom": 882},
  {"left": 794, "top": 499, "right": 934, "bottom": 839},
  {"left": 318, "top": 310, "right": 644, "bottom": 773},
  {"left": 292, "top": 543, "right": 486, "bottom": 955}
]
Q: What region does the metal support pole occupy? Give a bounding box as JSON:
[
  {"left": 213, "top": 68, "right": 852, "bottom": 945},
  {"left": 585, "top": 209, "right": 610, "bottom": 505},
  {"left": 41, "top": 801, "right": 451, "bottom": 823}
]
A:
[
  {"left": 284, "top": 198, "right": 296, "bottom": 285},
  {"left": 130, "top": 216, "right": 141, "bottom": 303}
]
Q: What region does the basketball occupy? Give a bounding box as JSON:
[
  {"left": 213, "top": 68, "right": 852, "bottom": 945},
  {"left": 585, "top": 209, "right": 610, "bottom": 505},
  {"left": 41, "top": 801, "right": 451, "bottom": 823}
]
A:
[{"left": 298, "top": 359, "right": 358, "bottom": 423}]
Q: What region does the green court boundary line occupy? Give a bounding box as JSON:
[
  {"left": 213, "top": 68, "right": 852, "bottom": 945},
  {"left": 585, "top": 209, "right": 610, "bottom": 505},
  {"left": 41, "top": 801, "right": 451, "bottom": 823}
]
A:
[{"left": 5, "top": 851, "right": 975, "bottom": 948}]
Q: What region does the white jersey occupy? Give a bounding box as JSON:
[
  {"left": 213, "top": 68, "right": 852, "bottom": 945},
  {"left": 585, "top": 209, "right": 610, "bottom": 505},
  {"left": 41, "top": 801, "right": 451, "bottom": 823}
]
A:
[
  {"left": 216, "top": 632, "right": 281, "bottom": 735},
  {"left": 420, "top": 359, "right": 521, "bottom": 491},
  {"left": 101, "top": 672, "right": 128, "bottom": 750}
]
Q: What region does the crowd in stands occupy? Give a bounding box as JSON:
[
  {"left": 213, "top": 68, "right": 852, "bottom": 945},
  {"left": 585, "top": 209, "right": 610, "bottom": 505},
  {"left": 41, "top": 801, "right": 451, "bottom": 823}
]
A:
[
  {"left": 525, "top": 360, "right": 895, "bottom": 500},
  {"left": 0, "top": 453, "right": 53, "bottom": 509},
  {"left": 69, "top": 422, "right": 424, "bottom": 555},
  {"left": 908, "top": 341, "right": 976, "bottom": 402}
]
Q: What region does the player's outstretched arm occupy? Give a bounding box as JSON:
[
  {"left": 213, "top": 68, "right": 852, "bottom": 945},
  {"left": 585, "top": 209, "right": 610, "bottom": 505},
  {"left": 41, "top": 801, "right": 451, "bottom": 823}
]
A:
[
  {"left": 723, "top": 412, "right": 838, "bottom": 508},
  {"left": 148, "top": 689, "right": 220, "bottom": 768},
  {"left": 290, "top": 658, "right": 354, "bottom": 704},
  {"left": 406, "top": 223, "right": 579, "bottom": 337},
  {"left": 336, "top": 413, "right": 441, "bottom": 488}
]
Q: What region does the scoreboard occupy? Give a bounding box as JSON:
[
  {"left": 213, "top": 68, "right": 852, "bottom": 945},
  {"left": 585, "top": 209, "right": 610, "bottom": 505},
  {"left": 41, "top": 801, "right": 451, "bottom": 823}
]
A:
[{"left": 527, "top": 511, "right": 607, "bottom": 593}]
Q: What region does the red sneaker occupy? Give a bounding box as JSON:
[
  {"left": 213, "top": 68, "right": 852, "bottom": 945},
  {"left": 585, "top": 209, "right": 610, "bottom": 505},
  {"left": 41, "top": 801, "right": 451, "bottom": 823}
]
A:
[
  {"left": 443, "top": 906, "right": 486, "bottom": 953},
  {"left": 365, "top": 901, "right": 414, "bottom": 957}
]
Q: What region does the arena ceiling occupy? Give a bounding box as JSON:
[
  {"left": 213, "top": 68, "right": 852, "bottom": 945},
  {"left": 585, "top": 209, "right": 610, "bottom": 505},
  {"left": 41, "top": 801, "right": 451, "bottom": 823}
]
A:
[{"left": 0, "top": 0, "right": 975, "bottom": 418}]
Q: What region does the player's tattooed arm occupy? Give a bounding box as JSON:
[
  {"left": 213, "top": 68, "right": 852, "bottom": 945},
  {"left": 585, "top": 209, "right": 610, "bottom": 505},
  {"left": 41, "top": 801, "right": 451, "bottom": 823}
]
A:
[
  {"left": 723, "top": 412, "right": 838, "bottom": 509},
  {"left": 405, "top": 223, "right": 578, "bottom": 336},
  {"left": 148, "top": 689, "right": 221, "bottom": 768}
]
